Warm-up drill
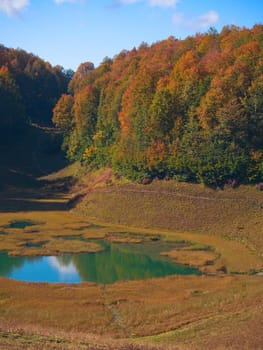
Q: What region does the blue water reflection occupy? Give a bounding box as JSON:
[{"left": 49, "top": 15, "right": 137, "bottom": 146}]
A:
[
  {"left": 9, "top": 256, "right": 81, "bottom": 283},
  {"left": 0, "top": 241, "right": 200, "bottom": 284}
]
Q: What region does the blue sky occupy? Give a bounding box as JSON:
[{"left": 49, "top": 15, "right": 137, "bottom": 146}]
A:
[{"left": 0, "top": 0, "right": 262, "bottom": 70}]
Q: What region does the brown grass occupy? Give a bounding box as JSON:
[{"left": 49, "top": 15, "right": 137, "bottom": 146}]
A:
[
  {"left": 0, "top": 167, "right": 263, "bottom": 349},
  {"left": 160, "top": 249, "right": 220, "bottom": 273},
  {"left": 75, "top": 180, "right": 263, "bottom": 273},
  {"left": 1, "top": 209, "right": 258, "bottom": 273},
  {"left": 76, "top": 181, "right": 263, "bottom": 253},
  {"left": 0, "top": 274, "right": 263, "bottom": 349}
]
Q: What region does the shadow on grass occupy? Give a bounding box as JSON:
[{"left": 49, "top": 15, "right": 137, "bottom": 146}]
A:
[
  {"left": 0, "top": 171, "right": 70, "bottom": 213},
  {"left": 0, "top": 195, "right": 68, "bottom": 213},
  {"left": 0, "top": 125, "right": 73, "bottom": 212}
]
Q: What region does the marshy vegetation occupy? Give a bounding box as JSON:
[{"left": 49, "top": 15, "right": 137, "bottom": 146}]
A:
[{"left": 0, "top": 171, "right": 262, "bottom": 348}]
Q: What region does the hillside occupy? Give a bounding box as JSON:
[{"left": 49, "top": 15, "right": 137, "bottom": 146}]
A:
[
  {"left": 0, "top": 44, "right": 72, "bottom": 146},
  {"left": 0, "top": 164, "right": 263, "bottom": 350},
  {"left": 0, "top": 44, "right": 72, "bottom": 190},
  {"left": 53, "top": 25, "right": 263, "bottom": 187},
  {"left": 0, "top": 124, "right": 67, "bottom": 190}
]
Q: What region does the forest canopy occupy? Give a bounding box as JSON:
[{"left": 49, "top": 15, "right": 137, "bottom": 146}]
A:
[
  {"left": 0, "top": 45, "right": 72, "bottom": 143},
  {"left": 1, "top": 27, "right": 262, "bottom": 188},
  {"left": 51, "top": 26, "right": 263, "bottom": 186},
  {"left": 52, "top": 25, "right": 263, "bottom": 187}
]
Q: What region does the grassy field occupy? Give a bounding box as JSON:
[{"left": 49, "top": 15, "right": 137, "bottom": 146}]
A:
[
  {"left": 0, "top": 162, "right": 262, "bottom": 349},
  {"left": 0, "top": 272, "right": 262, "bottom": 349},
  {"left": 75, "top": 177, "right": 263, "bottom": 261}
]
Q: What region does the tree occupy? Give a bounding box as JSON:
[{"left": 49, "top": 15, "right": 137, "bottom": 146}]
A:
[
  {"left": 68, "top": 62, "right": 95, "bottom": 93},
  {"left": 73, "top": 85, "right": 99, "bottom": 142},
  {"left": 52, "top": 94, "right": 74, "bottom": 135},
  {"left": 242, "top": 75, "right": 263, "bottom": 149},
  {"left": 0, "top": 66, "right": 26, "bottom": 133},
  {"left": 149, "top": 86, "right": 176, "bottom": 139},
  {"left": 54, "top": 25, "right": 263, "bottom": 185}
]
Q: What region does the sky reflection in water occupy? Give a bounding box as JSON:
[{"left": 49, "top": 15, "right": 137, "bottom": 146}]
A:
[{"left": 0, "top": 241, "right": 200, "bottom": 284}]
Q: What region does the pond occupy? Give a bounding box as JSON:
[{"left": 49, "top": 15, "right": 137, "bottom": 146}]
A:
[
  {"left": 0, "top": 241, "right": 201, "bottom": 284},
  {"left": 5, "top": 220, "right": 39, "bottom": 229}
]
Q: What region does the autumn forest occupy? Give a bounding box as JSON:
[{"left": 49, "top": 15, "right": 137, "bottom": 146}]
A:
[{"left": 1, "top": 25, "right": 263, "bottom": 187}]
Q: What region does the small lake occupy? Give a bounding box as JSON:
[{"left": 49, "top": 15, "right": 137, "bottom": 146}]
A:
[{"left": 0, "top": 241, "right": 200, "bottom": 284}]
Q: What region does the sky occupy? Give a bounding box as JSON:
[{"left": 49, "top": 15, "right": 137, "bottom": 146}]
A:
[{"left": 0, "top": 0, "right": 262, "bottom": 71}]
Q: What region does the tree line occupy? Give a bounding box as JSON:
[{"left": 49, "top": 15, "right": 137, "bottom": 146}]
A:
[
  {"left": 0, "top": 45, "right": 72, "bottom": 143},
  {"left": 52, "top": 25, "right": 261, "bottom": 186}
]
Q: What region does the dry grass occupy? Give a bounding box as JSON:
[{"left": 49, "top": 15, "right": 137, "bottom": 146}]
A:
[
  {"left": 0, "top": 211, "right": 107, "bottom": 256},
  {"left": 0, "top": 167, "right": 263, "bottom": 349},
  {"left": 0, "top": 274, "right": 263, "bottom": 349},
  {"left": 76, "top": 181, "right": 263, "bottom": 251},
  {"left": 75, "top": 180, "right": 263, "bottom": 273},
  {"left": 0, "top": 325, "right": 174, "bottom": 350},
  {"left": 160, "top": 249, "right": 220, "bottom": 273},
  {"left": 143, "top": 302, "right": 263, "bottom": 350},
  {"left": 1, "top": 209, "right": 259, "bottom": 273}
]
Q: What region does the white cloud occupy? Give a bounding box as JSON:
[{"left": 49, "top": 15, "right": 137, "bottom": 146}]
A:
[
  {"left": 54, "top": 0, "right": 84, "bottom": 3},
  {"left": 0, "top": 0, "right": 85, "bottom": 15},
  {"left": 118, "top": 0, "right": 140, "bottom": 3},
  {"left": 0, "top": 0, "right": 29, "bottom": 16},
  {"left": 149, "top": 0, "right": 178, "bottom": 7},
  {"left": 173, "top": 10, "right": 219, "bottom": 30},
  {"left": 196, "top": 10, "right": 219, "bottom": 29},
  {"left": 118, "top": 0, "right": 178, "bottom": 7},
  {"left": 47, "top": 257, "right": 78, "bottom": 276}
]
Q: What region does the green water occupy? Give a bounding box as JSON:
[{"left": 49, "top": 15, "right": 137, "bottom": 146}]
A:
[
  {"left": 5, "top": 220, "right": 38, "bottom": 229},
  {"left": 23, "top": 241, "right": 47, "bottom": 248},
  {"left": 0, "top": 240, "right": 201, "bottom": 284}
]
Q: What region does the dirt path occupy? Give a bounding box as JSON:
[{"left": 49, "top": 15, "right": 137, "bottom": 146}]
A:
[
  {"left": 68, "top": 168, "right": 112, "bottom": 207},
  {"left": 100, "top": 284, "right": 131, "bottom": 338},
  {"left": 99, "top": 186, "right": 262, "bottom": 205}
]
